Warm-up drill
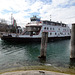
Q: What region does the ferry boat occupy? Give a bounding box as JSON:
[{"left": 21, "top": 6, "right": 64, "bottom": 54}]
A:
[{"left": 1, "top": 16, "right": 71, "bottom": 43}]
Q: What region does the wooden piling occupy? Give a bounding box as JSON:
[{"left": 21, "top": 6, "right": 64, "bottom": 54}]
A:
[
  {"left": 38, "top": 32, "right": 48, "bottom": 59},
  {"left": 70, "top": 23, "right": 75, "bottom": 61}
]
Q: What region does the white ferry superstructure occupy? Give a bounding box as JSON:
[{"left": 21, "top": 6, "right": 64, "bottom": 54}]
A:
[{"left": 1, "top": 16, "right": 71, "bottom": 43}]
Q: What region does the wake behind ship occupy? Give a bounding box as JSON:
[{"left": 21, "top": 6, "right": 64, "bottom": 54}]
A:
[{"left": 1, "top": 16, "right": 71, "bottom": 43}]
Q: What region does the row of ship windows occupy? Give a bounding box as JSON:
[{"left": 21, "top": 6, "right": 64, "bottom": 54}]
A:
[
  {"left": 49, "top": 32, "right": 70, "bottom": 35},
  {"left": 44, "top": 27, "right": 54, "bottom": 30},
  {"left": 44, "top": 27, "right": 69, "bottom": 31},
  {"left": 43, "top": 21, "right": 66, "bottom": 27}
]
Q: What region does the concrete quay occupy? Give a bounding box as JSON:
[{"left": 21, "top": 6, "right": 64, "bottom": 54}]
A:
[{"left": 0, "top": 70, "right": 70, "bottom": 75}]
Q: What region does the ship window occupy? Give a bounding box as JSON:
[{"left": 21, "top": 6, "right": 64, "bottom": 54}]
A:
[
  {"left": 63, "top": 29, "right": 66, "bottom": 31},
  {"left": 43, "top": 21, "right": 46, "bottom": 24},
  {"left": 60, "top": 32, "right": 63, "bottom": 35},
  {"left": 25, "top": 31, "right": 30, "bottom": 35},
  {"left": 58, "top": 28, "right": 60, "bottom": 30},
  {"left": 55, "top": 23, "right": 56, "bottom": 25},
  {"left": 44, "top": 27, "right": 46, "bottom": 29},
  {"left": 55, "top": 33, "right": 57, "bottom": 35},
  {"left": 50, "top": 28, "right": 52, "bottom": 30},
  {"left": 31, "top": 19, "right": 36, "bottom": 21},
  {"left": 38, "top": 28, "right": 40, "bottom": 30},
  {"left": 53, "top": 28, "right": 54, "bottom": 30},
  {"left": 51, "top": 23, "right": 53, "bottom": 25},
  {"left": 62, "top": 24, "right": 66, "bottom": 27},
  {"left": 50, "top": 33, "right": 52, "bottom": 35},
  {"left": 64, "top": 24, "right": 66, "bottom": 27},
  {"left": 33, "top": 27, "right": 36, "bottom": 30}
]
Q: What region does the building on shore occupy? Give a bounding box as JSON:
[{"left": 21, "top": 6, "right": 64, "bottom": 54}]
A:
[{"left": 0, "top": 22, "right": 22, "bottom": 37}]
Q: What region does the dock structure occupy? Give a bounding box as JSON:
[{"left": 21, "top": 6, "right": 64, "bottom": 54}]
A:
[
  {"left": 70, "top": 23, "right": 75, "bottom": 61},
  {"left": 38, "top": 32, "right": 48, "bottom": 59}
]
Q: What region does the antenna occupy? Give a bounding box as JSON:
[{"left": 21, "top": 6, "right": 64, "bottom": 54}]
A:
[
  {"left": 50, "top": 15, "right": 51, "bottom": 21},
  {"left": 11, "top": 14, "right": 13, "bottom": 25}
]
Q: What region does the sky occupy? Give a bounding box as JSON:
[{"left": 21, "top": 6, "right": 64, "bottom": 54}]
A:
[{"left": 0, "top": 0, "right": 75, "bottom": 28}]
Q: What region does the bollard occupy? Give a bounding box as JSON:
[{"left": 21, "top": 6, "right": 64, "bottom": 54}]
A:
[
  {"left": 70, "top": 23, "right": 75, "bottom": 61},
  {"left": 38, "top": 32, "right": 48, "bottom": 59}
]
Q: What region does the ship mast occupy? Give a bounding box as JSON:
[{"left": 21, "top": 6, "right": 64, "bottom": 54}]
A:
[{"left": 50, "top": 15, "right": 51, "bottom": 21}]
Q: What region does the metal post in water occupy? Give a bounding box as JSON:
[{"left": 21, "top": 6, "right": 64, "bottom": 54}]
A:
[
  {"left": 70, "top": 23, "right": 75, "bottom": 61},
  {"left": 38, "top": 32, "right": 48, "bottom": 59}
]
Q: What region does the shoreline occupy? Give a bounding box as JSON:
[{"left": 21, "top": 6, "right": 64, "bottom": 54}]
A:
[
  {"left": 0, "top": 70, "right": 70, "bottom": 75},
  {"left": 0, "top": 66, "right": 75, "bottom": 75}
]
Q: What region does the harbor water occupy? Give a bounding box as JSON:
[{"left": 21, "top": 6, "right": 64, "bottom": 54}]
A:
[{"left": 0, "top": 38, "right": 73, "bottom": 70}]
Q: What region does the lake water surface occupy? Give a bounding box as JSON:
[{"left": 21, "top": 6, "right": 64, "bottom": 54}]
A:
[{"left": 0, "top": 39, "right": 72, "bottom": 70}]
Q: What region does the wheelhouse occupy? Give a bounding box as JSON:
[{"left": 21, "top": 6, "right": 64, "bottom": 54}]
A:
[{"left": 25, "top": 26, "right": 42, "bottom": 35}]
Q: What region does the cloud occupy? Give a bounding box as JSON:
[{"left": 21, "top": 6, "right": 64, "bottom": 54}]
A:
[
  {"left": 0, "top": 0, "right": 30, "bottom": 27},
  {"left": 30, "top": 1, "right": 43, "bottom": 13},
  {"left": 0, "top": 0, "right": 75, "bottom": 28},
  {"left": 0, "top": 0, "right": 29, "bottom": 11},
  {"left": 39, "top": 0, "right": 75, "bottom": 28}
]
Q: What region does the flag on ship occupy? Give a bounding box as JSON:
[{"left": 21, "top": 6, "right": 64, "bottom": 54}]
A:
[{"left": 13, "top": 18, "right": 17, "bottom": 27}]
